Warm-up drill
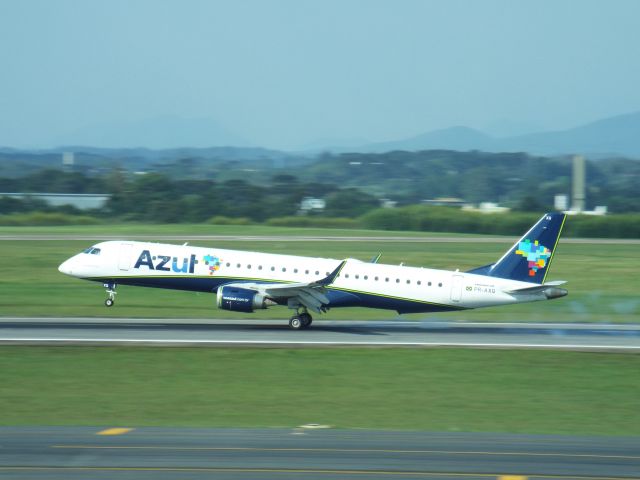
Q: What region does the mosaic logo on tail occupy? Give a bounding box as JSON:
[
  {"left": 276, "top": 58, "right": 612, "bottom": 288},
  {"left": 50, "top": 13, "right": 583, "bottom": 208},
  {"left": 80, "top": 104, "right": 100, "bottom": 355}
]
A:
[{"left": 515, "top": 239, "right": 551, "bottom": 277}]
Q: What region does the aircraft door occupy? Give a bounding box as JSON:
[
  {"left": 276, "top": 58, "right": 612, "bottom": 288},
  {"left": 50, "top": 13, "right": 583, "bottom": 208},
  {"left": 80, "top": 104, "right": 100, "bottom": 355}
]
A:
[
  {"left": 450, "top": 274, "right": 463, "bottom": 302},
  {"left": 118, "top": 243, "right": 134, "bottom": 271}
]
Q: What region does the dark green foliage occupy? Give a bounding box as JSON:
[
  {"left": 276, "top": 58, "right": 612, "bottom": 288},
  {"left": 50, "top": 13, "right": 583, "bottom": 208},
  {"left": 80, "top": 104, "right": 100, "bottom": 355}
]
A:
[
  {"left": 0, "top": 212, "right": 100, "bottom": 226},
  {"left": 361, "top": 206, "right": 640, "bottom": 238},
  {"left": 1, "top": 149, "right": 639, "bottom": 233},
  {"left": 300, "top": 151, "right": 639, "bottom": 212},
  {"left": 324, "top": 188, "right": 379, "bottom": 217}
]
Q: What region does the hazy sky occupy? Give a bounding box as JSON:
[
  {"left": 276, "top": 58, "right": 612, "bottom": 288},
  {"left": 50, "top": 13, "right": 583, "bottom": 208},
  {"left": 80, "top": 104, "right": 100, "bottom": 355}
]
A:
[{"left": 1, "top": 0, "right": 639, "bottom": 149}]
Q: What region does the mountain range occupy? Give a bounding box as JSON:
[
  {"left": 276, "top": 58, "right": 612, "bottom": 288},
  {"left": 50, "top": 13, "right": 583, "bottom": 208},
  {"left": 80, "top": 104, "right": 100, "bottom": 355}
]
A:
[
  {"left": 355, "top": 111, "right": 640, "bottom": 158},
  {"left": 2, "top": 111, "right": 639, "bottom": 159}
]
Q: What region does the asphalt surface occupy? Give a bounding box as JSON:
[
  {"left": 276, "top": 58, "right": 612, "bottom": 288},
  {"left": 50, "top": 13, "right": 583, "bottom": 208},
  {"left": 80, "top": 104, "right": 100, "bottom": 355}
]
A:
[
  {"left": 1, "top": 427, "right": 638, "bottom": 479},
  {"left": 1, "top": 318, "right": 640, "bottom": 351}
]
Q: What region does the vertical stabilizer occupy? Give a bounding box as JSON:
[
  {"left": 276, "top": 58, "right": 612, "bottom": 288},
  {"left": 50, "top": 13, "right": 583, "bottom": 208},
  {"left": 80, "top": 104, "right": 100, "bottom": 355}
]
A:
[{"left": 468, "top": 213, "right": 566, "bottom": 284}]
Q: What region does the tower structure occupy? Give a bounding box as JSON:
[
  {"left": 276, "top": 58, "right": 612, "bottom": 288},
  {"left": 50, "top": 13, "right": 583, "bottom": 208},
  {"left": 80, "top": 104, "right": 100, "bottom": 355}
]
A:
[{"left": 571, "top": 155, "right": 585, "bottom": 212}]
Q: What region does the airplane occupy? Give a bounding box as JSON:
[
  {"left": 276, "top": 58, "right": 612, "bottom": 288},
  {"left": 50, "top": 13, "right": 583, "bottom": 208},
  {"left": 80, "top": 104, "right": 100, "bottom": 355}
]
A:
[{"left": 58, "top": 212, "right": 568, "bottom": 329}]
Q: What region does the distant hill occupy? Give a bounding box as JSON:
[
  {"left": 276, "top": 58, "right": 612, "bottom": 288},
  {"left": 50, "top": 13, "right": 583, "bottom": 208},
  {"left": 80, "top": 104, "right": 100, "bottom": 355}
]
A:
[
  {"left": 355, "top": 111, "right": 640, "bottom": 158},
  {"left": 361, "top": 126, "right": 494, "bottom": 153},
  {"left": 500, "top": 111, "right": 640, "bottom": 158},
  {"left": 0, "top": 146, "right": 310, "bottom": 178},
  {"left": 49, "top": 115, "right": 250, "bottom": 150}
]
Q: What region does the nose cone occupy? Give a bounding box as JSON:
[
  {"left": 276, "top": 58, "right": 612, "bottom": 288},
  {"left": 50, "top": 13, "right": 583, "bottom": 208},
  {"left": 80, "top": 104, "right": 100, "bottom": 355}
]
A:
[{"left": 58, "top": 258, "right": 73, "bottom": 276}]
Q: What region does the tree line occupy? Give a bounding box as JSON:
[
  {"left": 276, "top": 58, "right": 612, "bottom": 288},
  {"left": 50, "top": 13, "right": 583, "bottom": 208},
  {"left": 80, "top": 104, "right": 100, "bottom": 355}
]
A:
[{"left": 0, "top": 170, "right": 379, "bottom": 222}]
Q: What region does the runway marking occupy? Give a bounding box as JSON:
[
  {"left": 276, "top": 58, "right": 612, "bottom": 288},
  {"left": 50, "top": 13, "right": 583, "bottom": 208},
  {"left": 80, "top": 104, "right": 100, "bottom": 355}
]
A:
[
  {"left": 499, "top": 477, "right": 528, "bottom": 480},
  {"left": 4, "top": 338, "right": 640, "bottom": 351},
  {"left": 96, "top": 427, "right": 133, "bottom": 435},
  {"left": 0, "top": 466, "right": 637, "bottom": 479},
  {"left": 51, "top": 444, "right": 640, "bottom": 460}
]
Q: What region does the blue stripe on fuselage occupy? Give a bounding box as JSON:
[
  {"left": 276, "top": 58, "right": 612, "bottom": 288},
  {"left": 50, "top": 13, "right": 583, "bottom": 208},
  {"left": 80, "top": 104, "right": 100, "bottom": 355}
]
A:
[{"left": 88, "top": 275, "right": 464, "bottom": 314}]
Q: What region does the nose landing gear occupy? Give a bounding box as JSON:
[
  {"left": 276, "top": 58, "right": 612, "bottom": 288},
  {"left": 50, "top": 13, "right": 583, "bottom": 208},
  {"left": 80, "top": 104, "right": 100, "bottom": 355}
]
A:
[{"left": 103, "top": 282, "right": 117, "bottom": 307}]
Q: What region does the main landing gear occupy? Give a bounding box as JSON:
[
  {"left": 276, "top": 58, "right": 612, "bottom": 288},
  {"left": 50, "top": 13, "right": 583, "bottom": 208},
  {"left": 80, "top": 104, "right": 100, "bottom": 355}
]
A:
[
  {"left": 103, "top": 282, "right": 117, "bottom": 307},
  {"left": 289, "top": 310, "right": 313, "bottom": 330}
]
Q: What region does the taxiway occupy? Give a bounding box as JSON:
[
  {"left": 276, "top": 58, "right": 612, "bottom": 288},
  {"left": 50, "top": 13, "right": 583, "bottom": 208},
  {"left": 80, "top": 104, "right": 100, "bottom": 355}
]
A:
[{"left": 1, "top": 426, "right": 638, "bottom": 479}]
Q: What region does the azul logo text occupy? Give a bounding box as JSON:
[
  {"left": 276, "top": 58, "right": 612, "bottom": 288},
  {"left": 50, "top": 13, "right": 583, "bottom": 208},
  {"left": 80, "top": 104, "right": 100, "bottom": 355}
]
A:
[{"left": 133, "top": 250, "right": 198, "bottom": 273}]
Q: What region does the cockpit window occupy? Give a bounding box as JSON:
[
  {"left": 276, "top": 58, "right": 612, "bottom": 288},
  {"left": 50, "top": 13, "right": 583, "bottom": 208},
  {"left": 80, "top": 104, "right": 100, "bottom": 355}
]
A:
[{"left": 82, "top": 247, "right": 101, "bottom": 255}]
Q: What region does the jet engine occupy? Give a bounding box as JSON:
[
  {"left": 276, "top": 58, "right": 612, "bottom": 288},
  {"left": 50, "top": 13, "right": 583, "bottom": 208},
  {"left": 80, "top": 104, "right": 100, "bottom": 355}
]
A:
[{"left": 216, "top": 285, "right": 275, "bottom": 312}]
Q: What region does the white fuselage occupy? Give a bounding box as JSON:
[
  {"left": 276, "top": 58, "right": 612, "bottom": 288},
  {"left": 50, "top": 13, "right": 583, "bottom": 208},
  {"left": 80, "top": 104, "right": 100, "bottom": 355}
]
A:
[{"left": 59, "top": 240, "right": 550, "bottom": 314}]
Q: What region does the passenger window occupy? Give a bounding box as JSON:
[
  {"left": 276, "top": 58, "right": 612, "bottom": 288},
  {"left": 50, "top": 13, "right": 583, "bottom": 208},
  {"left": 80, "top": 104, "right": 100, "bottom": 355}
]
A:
[
  {"left": 417, "top": 280, "right": 421, "bottom": 285},
  {"left": 438, "top": 282, "right": 443, "bottom": 287},
  {"left": 364, "top": 275, "right": 368, "bottom": 280},
  {"left": 294, "top": 268, "right": 298, "bottom": 273}
]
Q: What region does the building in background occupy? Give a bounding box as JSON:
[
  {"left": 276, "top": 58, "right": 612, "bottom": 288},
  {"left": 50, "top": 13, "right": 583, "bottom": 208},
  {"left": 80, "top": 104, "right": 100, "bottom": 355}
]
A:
[{"left": 0, "top": 193, "right": 110, "bottom": 210}]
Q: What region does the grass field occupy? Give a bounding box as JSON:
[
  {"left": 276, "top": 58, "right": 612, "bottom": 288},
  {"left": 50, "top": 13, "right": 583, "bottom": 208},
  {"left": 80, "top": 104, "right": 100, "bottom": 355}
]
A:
[
  {"left": 1, "top": 346, "right": 638, "bottom": 435},
  {"left": 1, "top": 225, "right": 638, "bottom": 436},
  {"left": 0, "top": 226, "right": 638, "bottom": 321},
  {"left": 0, "top": 223, "right": 480, "bottom": 237}
]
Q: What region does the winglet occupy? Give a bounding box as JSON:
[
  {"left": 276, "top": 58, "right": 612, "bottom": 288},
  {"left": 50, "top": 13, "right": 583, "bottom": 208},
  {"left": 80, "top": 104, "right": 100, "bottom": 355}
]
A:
[
  {"left": 370, "top": 253, "right": 382, "bottom": 264},
  {"left": 316, "top": 260, "right": 347, "bottom": 287}
]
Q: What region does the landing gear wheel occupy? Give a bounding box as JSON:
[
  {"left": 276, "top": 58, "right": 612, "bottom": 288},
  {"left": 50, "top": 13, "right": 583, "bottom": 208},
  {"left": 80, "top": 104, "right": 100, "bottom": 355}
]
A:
[
  {"left": 289, "top": 316, "right": 303, "bottom": 330},
  {"left": 300, "top": 313, "right": 313, "bottom": 328},
  {"left": 103, "top": 282, "right": 117, "bottom": 308}
]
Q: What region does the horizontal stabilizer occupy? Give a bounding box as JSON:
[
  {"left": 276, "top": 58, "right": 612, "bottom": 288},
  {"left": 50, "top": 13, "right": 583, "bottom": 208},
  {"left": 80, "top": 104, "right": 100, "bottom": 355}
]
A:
[{"left": 504, "top": 281, "right": 568, "bottom": 299}]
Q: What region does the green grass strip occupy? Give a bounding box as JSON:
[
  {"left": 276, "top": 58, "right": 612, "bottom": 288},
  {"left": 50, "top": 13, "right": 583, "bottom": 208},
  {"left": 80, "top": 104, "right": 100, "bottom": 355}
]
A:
[{"left": 1, "top": 347, "right": 638, "bottom": 435}]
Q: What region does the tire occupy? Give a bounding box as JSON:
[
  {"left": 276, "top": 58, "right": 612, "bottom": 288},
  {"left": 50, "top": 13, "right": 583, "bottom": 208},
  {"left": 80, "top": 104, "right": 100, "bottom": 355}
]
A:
[
  {"left": 300, "top": 313, "right": 312, "bottom": 328},
  {"left": 105, "top": 298, "right": 114, "bottom": 307},
  {"left": 289, "top": 316, "right": 302, "bottom": 329}
]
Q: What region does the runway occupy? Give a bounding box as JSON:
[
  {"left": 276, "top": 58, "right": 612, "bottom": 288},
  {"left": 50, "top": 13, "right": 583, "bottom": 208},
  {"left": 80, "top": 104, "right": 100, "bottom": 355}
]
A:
[
  {"left": 1, "top": 426, "right": 638, "bottom": 479},
  {"left": 1, "top": 318, "right": 639, "bottom": 351}
]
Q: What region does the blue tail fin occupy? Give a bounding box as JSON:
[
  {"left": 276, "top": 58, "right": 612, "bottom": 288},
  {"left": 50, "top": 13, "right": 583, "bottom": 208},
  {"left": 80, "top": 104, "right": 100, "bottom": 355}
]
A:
[{"left": 467, "top": 213, "right": 567, "bottom": 283}]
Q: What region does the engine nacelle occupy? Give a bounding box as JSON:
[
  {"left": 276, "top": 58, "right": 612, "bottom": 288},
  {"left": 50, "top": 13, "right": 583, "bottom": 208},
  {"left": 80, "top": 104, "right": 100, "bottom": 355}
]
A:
[{"left": 216, "top": 285, "right": 273, "bottom": 313}]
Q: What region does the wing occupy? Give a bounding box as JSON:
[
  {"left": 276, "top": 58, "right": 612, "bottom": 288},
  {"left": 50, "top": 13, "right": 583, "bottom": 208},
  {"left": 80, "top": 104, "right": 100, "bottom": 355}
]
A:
[{"left": 220, "top": 260, "right": 346, "bottom": 313}]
